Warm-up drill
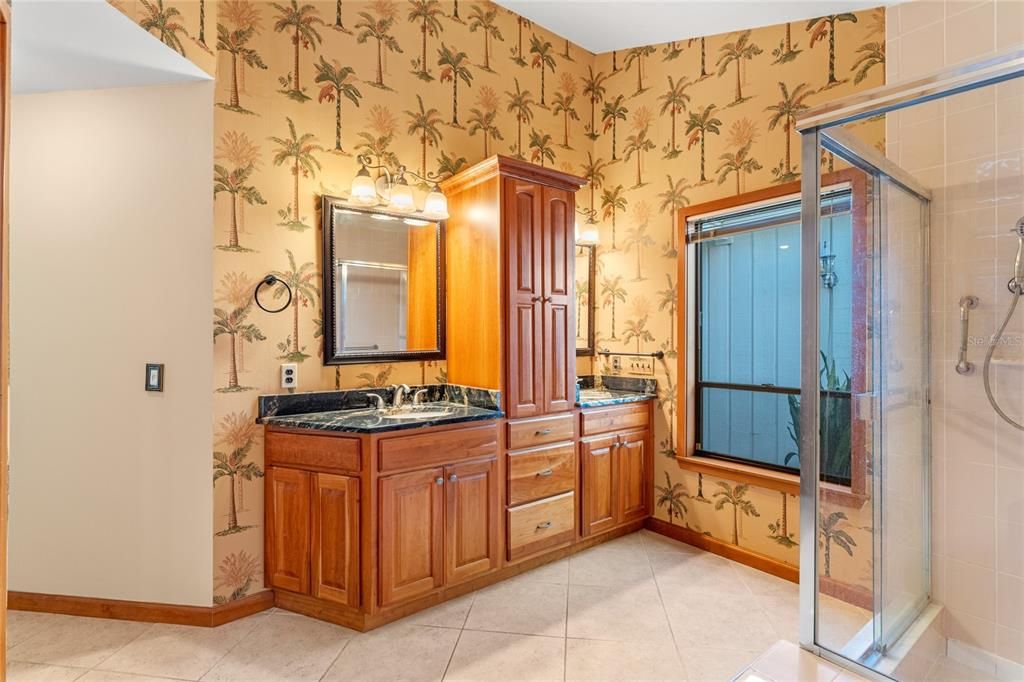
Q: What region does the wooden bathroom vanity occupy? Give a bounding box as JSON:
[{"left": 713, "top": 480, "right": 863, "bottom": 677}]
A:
[
  {"left": 263, "top": 156, "right": 655, "bottom": 631},
  {"left": 263, "top": 399, "right": 653, "bottom": 632}
]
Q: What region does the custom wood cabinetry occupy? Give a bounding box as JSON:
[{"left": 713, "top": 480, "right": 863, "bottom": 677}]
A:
[
  {"left": 265, "top": 419, "right": 503, "bottom": 632},
  {"left": 266, "top": 467, "right": 311, "bottom": 594},
  {"left": 579, "top": 404, "right": 653, "bottom": 537},
  {"left": 444, "top": 458, "right": 500, "bottom": 584},
  {"left": 443, "top": 156, "right": 585, "bottom": 419},
  {"left": 378, "top": 467, "right": 445, "bottom": 607},
  {"left": 263, "top": 157, "right": 658, "bottom": 634},
  {"left": 312, "top": 473, "right": 360, "bottom": 607}
]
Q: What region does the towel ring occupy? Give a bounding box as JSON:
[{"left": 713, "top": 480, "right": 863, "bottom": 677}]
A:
[{"left": 254, "top": 275, "right": 292, "bottom": 314}]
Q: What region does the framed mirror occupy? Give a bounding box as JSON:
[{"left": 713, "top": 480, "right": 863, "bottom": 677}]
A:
[
  {"left": 321, "top": 196, "right": 445, "bottom": 364},
  {"left": 575, "top": 244, "right": 595, "bottom": 356}
]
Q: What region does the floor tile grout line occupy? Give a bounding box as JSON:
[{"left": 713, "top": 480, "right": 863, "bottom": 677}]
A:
[
  {"left": 440, "top": 624, "right": 466, "bottom": 681},
  {"left": 562, "top": 576, "right": 570, "bottom": 682},
  {"left": 317, "top": 635, "right": 354, "bottom": 682},
  {"left": 197, "top": 610, "right": 278, "bottom": 682},
  {"left": 85, "top": 618, "right": 159, "bottom": 673},
  {"left": 647, "top": 539, "right": 692, "bottom": 681}
]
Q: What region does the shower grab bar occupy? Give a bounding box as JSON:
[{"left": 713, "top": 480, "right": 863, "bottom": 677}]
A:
[{"left": 956, "top": 295, "right": 979, "bottom": 375}]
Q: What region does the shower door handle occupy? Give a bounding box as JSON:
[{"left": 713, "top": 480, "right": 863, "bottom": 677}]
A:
[{"left": 956, "top": 295, "right": 979, "bottom": 375}]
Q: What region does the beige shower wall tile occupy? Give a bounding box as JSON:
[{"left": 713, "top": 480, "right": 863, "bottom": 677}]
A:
[{"left": 945, "top": 2, "right": 995, "bottom": 65}]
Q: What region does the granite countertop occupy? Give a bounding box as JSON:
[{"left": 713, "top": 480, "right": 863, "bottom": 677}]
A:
[
  {"left": 258, "top": 384, "right": 504, "bottom": 434},
  {"left": 261, "top": 402, "right": 503, "bottom": 433},
  {"left": 576, "top": 389, "right": 657, "bottom": 408},
  {"left": 575, "top": 374, "right": 657, "bottom": 408}
]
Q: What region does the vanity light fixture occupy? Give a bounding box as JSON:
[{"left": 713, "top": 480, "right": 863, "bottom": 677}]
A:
[
  {"left": 574, "top": 207, "right": 600, "bottom": 246},
  {"left": 348, "top": 154, "right": 449, "bottom": 220}
]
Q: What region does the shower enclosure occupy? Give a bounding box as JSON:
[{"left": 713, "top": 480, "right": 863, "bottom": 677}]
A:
[{"left": 797, "top": 49, "right": 1024, "bottom": 679}]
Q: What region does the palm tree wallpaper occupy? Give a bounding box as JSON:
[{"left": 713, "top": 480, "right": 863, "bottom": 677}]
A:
[{"left": 114, "top": 0, "right": 884, "bottom": 605}]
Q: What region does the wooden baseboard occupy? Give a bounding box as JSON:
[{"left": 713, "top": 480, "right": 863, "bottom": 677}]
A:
[
  {"left": 645, "top": 518, "right": 799, "bottom": 583},
  {"left": 8, "top": 590, "right": 274, "bottom": 627},
  {"left": 819, "top": 575, "right": 873, "bottom": 611}
]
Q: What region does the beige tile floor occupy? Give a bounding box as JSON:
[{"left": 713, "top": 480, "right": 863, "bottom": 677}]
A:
[{"left": 2, "top": 530, "right": 866, "bottom": 682}]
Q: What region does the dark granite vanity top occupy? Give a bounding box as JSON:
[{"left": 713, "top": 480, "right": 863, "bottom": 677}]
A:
[
  {"left": 258, "top": 383, "right": 504, "bottom": 434},
  {"left": 576, "top": 375, "right": 657, "bottom": 408}
]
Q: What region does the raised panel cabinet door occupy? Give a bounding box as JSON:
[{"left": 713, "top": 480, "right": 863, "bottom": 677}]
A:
[
  {"left": 504, "top": 178, "right": 544, "bottom": 418},
  {"left": 617, "top": 429, "right": 650, "bottom": 523},
  {"left": 312, "top": 473, "right": 360, "bottom": 608},
  {"left": 445, "top": 458, "right": 500, "bottom": 585},
  {"left": 541, "top": 186, "right": 576, "bottom": 413},
  {"left": 266, "top": 467, "right": 312, "bottom": 594},
  {"left": 580, "top": 435, "right": 618, "bottom": 536},
  {"left": 379, "top": 468, "right": 445, "bottom": 607}
]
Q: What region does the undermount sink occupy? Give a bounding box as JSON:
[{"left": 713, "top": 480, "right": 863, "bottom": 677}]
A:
[
  {"left": 579, "top": 389, "right": 616, "bottom": 399},
  {"left": 380, "top": 406, "right": 453, "bottom": 420}
]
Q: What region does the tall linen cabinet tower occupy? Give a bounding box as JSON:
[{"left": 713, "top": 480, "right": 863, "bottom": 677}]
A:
[{"left": 443, "top": 156, "right": 586, "bottom": 560}]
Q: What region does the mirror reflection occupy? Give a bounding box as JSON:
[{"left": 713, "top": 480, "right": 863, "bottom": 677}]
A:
[
  {"left": 575, "top": 245, "right": 595, "bottom": 356},
  {"left": 322, "top": 199, "right": 444, "bottom": 364}
]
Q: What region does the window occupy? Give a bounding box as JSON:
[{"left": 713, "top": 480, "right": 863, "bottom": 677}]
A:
[{"left": 688, "top": 189, "right": 854, "bottom": 486}]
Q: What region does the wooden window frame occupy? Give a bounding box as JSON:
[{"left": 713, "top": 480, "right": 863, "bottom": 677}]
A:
[{"left": 676, "top": 170, "right": 869, "bottom": 507}]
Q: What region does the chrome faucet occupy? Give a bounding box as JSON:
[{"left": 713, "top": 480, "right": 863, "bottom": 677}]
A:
[
  {"left": 392, "top": 384, "right": 412, "bottom": 408},
  {"left": 412, "top": 388, "right": 429, "bottom": 405},
  {"left": 366, "top": 393, "right": 386, "bottom": 410}
]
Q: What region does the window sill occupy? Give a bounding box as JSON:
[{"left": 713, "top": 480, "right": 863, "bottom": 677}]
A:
[
  {"left": 821, "top": 481, "right": 869, "bottom": 509},
  {"left": 674, "top": 456, "right": 869, "bottom": 508},
  {"left": 675, "top": 455, "right": 799, "bottom": 495}
]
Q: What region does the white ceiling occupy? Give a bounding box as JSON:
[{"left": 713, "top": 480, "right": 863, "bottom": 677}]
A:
[
  {"left": 12, "top": 0, "right": 211, "bottom": 94},
  {"left": 493, "top": 0, "right": 887, "bottom": 53}
]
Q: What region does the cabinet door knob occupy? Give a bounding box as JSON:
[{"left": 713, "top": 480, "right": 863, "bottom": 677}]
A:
[
  {"left": 435, "top": 477, "right": 444, "bottom": 485},
  {"left": 531, "top": 295, "right": 542, "bottom": 302},
  {"left": 536, "top": 468, "right": 554, "bottom": 477},
  {"left": 535, "top": 428, "right": 553, "bottom": 436},
  {"left": 449, "top": 473, "right": 458, "bottom": 482},
  {"left": 536, "top": 521, "right": 552, "bottom": 530}
]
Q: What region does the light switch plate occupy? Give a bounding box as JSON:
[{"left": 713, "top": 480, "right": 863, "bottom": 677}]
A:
[
  {"left": 628, "top": 357, "right": 655, "bottom": 376},
  {"left": 281, "top": 363, "right": 298, "bottom": 389}
]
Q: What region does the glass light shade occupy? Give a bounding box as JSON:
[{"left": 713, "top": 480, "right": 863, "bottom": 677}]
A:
[
  {"left": 422, "top": 188, "right": 449, "bottom": 220},
  {"left": 350, "top": 171, "right": 377, "bottom": 206},
  {"left": 387, "top": 181, "right": 416, "bottom": 213},
  {"left": 577, "top": 228, "right": 599, "bottom": 246}
]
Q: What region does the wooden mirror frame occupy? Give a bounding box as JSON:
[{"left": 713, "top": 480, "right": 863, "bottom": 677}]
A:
[
  {"left": 575, "top": 244, "right": 595, "bottom": 357},
  {"left": 320, "top": 195, "right": 446, "bottom": 365}
]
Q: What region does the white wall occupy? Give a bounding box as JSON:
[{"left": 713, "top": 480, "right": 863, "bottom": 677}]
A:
[{"left": 9, "top": 82, "right": 215, "bottom": 606}]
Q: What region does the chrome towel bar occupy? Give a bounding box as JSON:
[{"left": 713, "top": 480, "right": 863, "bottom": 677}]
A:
[{"left": 956, "top": 295, "right": 979, "bottom": 375}]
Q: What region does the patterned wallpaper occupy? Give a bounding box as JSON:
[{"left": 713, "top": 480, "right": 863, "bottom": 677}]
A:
[{"left": 113, "top": 0, "right": 885, "bottom": 604}]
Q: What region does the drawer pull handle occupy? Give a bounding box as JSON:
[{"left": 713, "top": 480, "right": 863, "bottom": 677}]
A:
[
  {"left": 535, "top": 428, "right": 553, "bottom": 436},
  {"left": 536, "top": 469, "right": 554, "bottom": 477},
  {"left": 536, "top": 521, "right": 553, "bottom": 530}
]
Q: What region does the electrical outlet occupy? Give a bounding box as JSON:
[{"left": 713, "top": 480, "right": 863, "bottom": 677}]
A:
[
  {"left": 628, "top": 357, "right": 655, "bottom": 376},
  {"left": 611, "top": 355, "right": 622, "bottom": 372},
  {"left": 281, "top": 363, "right": 298, "bottom": 389}
]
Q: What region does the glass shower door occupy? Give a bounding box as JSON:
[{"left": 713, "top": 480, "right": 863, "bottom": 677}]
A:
[
  {"left": 872, "top": 177, "right": 931, "bottom": 654},
  {"left": 803, "top": 131, "right": 932, "bottom": 670}
]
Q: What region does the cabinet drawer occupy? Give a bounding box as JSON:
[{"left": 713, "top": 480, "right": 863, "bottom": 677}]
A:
[
  {"left": 266, "top": 430, "right": 361, "bottom": 474},
  {"left": 507, "top": 492, "right": 575, "bottom": 561},
  {"left": 580, "top": 403, "right": 650, "bottom": 436},
  {"left": 507, "top": 413, "right": 574, "bottom": 450},
  {"left": 378, "top": 422, "right": 499, "bottom": 473},
  {"left": 507, "top": 443, "right": 575, "bottom": 506}
]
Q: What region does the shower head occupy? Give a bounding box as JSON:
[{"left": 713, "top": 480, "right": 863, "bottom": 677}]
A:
[{"left": 1015, "top": 216, "right": 1024, "bottom": 238}]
